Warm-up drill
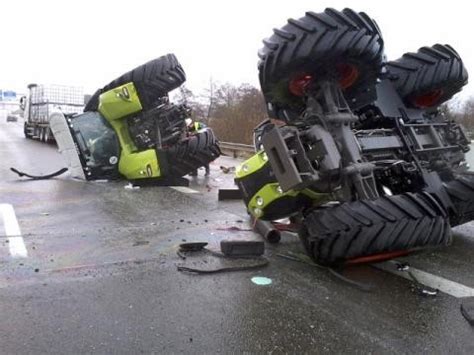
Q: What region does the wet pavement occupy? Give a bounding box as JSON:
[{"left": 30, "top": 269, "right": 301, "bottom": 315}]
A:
[{"left": 0, "top": 119, "right": 473, "bottom": 354}]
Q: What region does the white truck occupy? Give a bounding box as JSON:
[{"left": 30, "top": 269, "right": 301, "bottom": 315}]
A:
[{"left": 21, "top": 84, "right": 85, "bottom": 142}]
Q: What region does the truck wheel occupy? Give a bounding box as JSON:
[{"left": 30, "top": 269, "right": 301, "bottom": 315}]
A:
[
  {"left": 443, "top": 172, "right": 474, "bottom": 227},
  {"left": 43, "top": 128, "right": 51, "bottom": 143},
  {"left": 24, "top": 123, "right": 33, "bottom": 139},
  {"left": 299, "top": 192, "right": 451, "bottom": 266},
  {"left": 387, "top": 44, "right": 468, "bottom": 108},
  {"left": 258, "top": 8, "right": 384, "bottom": 116},
  {"left": 164, "top": 128, "right": 221, "bottom": 177},
  {"left": 85, "top": 54, "right": 186, "bottom": 112},
  {"left": 39, "top": 127, "right": 45, "bottom": 142},
  {"left": 41, "top": 127, "right": 49, "bottom": 143}
]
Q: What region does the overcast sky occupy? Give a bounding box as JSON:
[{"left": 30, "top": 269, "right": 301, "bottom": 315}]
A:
[{"left": 2, "top": 0, "right": 473, "bottom": 101}]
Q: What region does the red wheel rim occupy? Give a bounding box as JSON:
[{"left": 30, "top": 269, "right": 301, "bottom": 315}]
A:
[
  {"left": 337, "top": 63, "right": 359, "bottom": 89},
  {"left": 412, "top": 89, "right": 444, "bottom": 108},
  {"left": 345, "top": 250, "right": 411, "bottom": 265},
  {"left": 288, "top": 74, "right": 313, "bottom": 96}
]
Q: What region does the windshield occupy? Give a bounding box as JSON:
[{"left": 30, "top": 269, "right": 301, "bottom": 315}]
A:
[{"left": 71, "top": 111, "right": 120, "bottom": 170}]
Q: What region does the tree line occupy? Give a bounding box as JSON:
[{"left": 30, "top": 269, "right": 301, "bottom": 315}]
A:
[
  {"left": 173, "top": 82, "right": 474, "bottom": 144},
  {"left": 442, "top": 97, "right": 474, "bottom": 137},
  {"left": 173, "top": 82, "right": 267, "bottom": 145}
]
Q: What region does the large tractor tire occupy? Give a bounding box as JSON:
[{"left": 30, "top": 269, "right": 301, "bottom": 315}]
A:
[
  {"left": 443, "top": 172, "right": 474, "bottom": 227},
  {"left": 258, "top": 8, "right": 384, "bottom": 118},
  {"left": 164, "top": 128, "right": 221, "bottom": 177},
  {"left": 85, "top": 54, "right": 186, "bottom": 112},
  {"left": 387, "top": 44, "right": 468, "bottom": 109},
  {"left": 299, "top": 192, "right": 451, "bottom": 266}
]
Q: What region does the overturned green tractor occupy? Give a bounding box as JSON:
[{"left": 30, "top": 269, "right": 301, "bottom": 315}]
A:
[
  {"left": 236, "top": 8, "right": 473, "bottom": 266},
  {"left": 51, "top": 54, "right": 220, "bottom": 185}
]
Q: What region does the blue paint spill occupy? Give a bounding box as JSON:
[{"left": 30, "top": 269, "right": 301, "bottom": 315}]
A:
[{"left": 251, "top": 276, "right": 272, "bottom": 286}]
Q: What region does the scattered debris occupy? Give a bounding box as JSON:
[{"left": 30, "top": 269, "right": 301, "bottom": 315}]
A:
[
  {"left": 395, "top": 262, "right": 439, "bottom": 297},
  {"left": 132, "top": 240, "right": 150, "bottom": 247},
  {"left": 460, "top": 298, "right": 474, "bottom": 325},
  {"left": 396, "top": 262, "right": 410, "bottom": 272},
  {"left": 178, "top": 260, "right": 268, "bottom": 274},
  {"left": 218, "top": 189, "right": 242, "bottom": 201},
  {"left": 220, "top": 166, "right": 236, "bottom": 174},
  {"left": 220, "top": 240, "right": 264, "bottom": 257},
  {"left": 176, "top": 242, "right": 268, "bottom": 274},
  {"left": 179, "top": 242, "right": 208, "bottom": 252},
  {"left": 419, "top": 289, "right": 438, "bottom": 297},
  {"left": 251, "top": 276, "right": 272, "bottom": 286},
  {"left": 216, "top": 226, "right": 252, "bottom": 232},
  {"left": 10, "top": 167, "right": 68, "bottom": 180},
  {"left": 124, "top": 183, "right": 140, "bottom": 190}
]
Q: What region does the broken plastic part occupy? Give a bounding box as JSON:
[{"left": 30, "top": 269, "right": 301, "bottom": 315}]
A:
[
  {"left": 220, "top": 240, "right": 265, "bottom": 256},
  {"left": 179, "top": 242, "right": 208, "bottom": 252}
]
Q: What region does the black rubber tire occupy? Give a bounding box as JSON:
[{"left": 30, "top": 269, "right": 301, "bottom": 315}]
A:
[
  {"left": 43, "top": 127, "right": 51, "bottom": 143},
  {"left": 164, "top": 128, "right": 221, "bottom": 177},
  {"left": 443, "top": 172, "right": 474, "bottom": 227},
  {"left": 39, "top": 127, "right": 45, "bottom": 142},
  {"left": 258, "top": 8, "right": 384, "bottom": 115},
  {"left": 387, "top": 44, "right": 468, "bottom": 108},
  {"left": 85, "top": 54, "right": 186, "bottom": 112},
  {"left": 43, "top": 127, "right": 48, "bottom": 142},
  {"left": 299, "top": 192, "right": 451, "bottom": 266}
]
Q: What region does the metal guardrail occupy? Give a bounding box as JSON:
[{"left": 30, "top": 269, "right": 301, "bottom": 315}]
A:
[{"left": 219, "top": 141, "right": 255, "bottom": 158}]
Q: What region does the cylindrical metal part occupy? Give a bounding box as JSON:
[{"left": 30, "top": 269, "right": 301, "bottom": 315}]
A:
[{"left": 253, "top": 218, "right": 281, "bottom": 243}]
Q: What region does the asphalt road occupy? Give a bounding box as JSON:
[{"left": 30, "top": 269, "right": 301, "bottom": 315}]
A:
[{"left": 0, "top": 119, "right": 473, "bottom": 354}]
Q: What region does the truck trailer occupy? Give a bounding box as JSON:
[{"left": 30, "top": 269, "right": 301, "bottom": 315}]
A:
[{"left": 21, "top": 84, "right": 84, "bottom": 143}]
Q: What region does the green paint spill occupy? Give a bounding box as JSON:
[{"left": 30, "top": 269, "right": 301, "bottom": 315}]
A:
[{"left": 251, "top": 276, "right": 272, "bottom": 286}]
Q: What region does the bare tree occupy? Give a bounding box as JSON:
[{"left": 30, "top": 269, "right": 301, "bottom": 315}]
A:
[{"left": 208, "top": 83, "right": 267, "bottom": 144}]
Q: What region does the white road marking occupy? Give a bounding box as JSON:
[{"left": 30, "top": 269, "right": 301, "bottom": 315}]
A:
[
  {"left": 375, "top": 260, "right": 474, "bottom": 298},
  {"left": 171, "top": 186, "right": 199, "bottom": 194},
  {"left": 0, "top": 204, "right": 28, "bottom": 258}
]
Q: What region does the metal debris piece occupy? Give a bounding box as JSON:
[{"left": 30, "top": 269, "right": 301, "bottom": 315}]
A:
[
  {"left": 396, "top": 262, "right": 410, "bottom": 272},
  {"left": 252, "top": 217, "right": 281, "bottom": 243},
  {"left": 220, "top": 166, "right": 236, "bottom": 174},
  {"left": 396, "top": 262, "right": 438, "bottom": 297}
]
